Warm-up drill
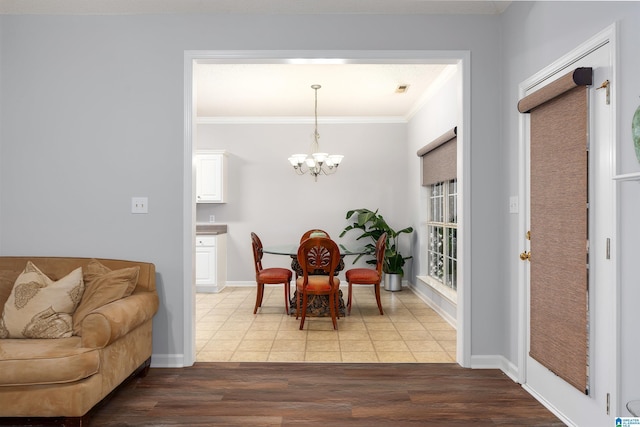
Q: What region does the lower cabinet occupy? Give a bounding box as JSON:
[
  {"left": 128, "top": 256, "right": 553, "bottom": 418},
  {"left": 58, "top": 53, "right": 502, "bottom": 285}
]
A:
[{"left": 196, "top": 234, "right": 227, "bottom": 292}]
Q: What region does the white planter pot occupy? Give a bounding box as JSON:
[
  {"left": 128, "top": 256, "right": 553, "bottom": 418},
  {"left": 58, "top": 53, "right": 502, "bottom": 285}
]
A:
[{"left": 383, "top": 273, "right": 402, "bottom": 292}]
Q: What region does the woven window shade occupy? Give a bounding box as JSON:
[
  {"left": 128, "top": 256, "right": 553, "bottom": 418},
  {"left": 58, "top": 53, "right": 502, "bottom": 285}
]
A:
[
  {"left": 520, "top": 68, "right": 592, "bottom": 394},
  {"left": 417, "top": 127, "right": 457, "bottom": 186}
]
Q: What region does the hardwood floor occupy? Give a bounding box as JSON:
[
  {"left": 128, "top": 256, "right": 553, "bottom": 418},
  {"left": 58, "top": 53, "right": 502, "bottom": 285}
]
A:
[{"left": 90, "top": 362, "right": 564, "bottom": 426}]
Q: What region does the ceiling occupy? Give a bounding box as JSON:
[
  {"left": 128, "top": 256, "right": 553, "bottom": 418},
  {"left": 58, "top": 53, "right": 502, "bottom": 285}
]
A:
[
  {"left": 0, "top": 0, "right": 510, "bottom": 120},
  {"left": 0, "top": 1, "right": 512, "bottom": 15},
  {"left": 195, "top": 63, "right": 457, "bottom": 121}
]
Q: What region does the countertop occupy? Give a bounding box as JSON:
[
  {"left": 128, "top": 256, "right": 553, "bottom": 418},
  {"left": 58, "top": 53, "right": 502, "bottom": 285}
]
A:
[{"left": 196, "top": 224, "right": 227, "bottom": 235}]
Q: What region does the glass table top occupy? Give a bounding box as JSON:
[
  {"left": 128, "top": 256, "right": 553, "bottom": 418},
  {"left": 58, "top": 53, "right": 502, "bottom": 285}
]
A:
[{"left": 263, "top": 244, "right": 370, "bottom": 256}]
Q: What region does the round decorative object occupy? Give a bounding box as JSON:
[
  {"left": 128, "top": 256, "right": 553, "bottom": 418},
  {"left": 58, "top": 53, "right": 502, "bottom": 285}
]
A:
[{"left": 633, "top": 103, "right": 640, "bottom": 162}]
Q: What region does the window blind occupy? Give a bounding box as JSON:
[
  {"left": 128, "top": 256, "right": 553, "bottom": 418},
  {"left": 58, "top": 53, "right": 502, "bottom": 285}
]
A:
[
  {"left": 417, "top": 127, "right": 457, "bottom": 186},
  {"left": 519, "top": 67, "right": 592, "bottom": 394}
]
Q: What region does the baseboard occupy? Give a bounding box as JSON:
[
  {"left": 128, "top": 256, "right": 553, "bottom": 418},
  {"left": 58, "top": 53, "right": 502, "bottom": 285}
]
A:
[
  {"left": 151, "top": 354, "right": 186, "bottom": 368},
  {"left": 470, "top": 354, "right": 520, "bottom": 383},
  {"left": 471, "top": 355, "right": 574, "bottom": 424},
  {"left": 522, "top": 384, "right": 576, "bottom": 426},
  {"left": 195, "top": 284, "right": 224, "bottom": 293},
  {"left": 221, "top": 281, "right": 254, "bottom": 287},
  {"left": 408, "top": 281, "right": 456, "bottom": 328}
]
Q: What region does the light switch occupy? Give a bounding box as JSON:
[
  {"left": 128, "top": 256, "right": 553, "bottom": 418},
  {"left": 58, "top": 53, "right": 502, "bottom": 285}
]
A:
[{"left": 131, "top": 197, "right": 148, "bottom": 214}]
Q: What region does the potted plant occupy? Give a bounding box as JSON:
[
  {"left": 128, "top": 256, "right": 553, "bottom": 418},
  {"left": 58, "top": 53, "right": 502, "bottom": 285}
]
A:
[{"left": 339, "top": 208, "right": 413, "bottom": 291}]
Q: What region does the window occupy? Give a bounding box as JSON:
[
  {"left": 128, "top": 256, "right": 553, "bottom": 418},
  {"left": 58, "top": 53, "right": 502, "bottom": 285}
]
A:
[{"left": 427, "top": 179, "right": 457, "bottom": 290}]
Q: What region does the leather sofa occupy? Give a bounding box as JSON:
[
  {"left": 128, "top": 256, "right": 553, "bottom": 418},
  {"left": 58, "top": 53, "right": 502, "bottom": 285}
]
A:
[{"left": 0, "top": 257, "right": 159, "bottom": 426}]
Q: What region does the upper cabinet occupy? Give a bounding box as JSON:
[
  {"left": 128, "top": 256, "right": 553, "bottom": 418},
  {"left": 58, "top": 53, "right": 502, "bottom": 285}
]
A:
[{"left": 196, "top": 150, "right": 227, "bottom": 203}]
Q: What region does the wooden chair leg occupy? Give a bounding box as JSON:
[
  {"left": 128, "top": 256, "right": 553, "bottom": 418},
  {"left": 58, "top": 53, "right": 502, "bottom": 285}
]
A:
[
  {"left": 253, "top": 282, "right": 264, "bottom": 314},
  {"left": 283, "top": 281, "right": 290, "bottom": 315},
  {"left": 299, "top": 292, "right": 308, "bottom": 330},
  {"left": 329, "top": 292, "right": 338, "bottom": 330},
  {"left": 374, "top": 283, "right": 384, "bottom": 315},
  {"left": 347, "top": 282, "right": 353, "bottom": 315}
]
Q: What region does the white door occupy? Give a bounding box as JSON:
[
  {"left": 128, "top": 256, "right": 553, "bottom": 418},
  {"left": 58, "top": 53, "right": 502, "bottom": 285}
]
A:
[{"left": 519, "top": 32, "right": 615, "bottom": 426}]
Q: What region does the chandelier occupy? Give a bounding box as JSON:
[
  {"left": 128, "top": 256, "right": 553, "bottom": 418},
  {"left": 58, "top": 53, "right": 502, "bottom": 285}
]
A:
[{"left": 288, "top": 84, "right": 343, "bottom": 181}]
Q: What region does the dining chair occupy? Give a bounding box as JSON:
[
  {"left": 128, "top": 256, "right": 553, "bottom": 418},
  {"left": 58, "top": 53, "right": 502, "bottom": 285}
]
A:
[
  {"left": 296, "top": 236, "right": 341, "bottom": 330},
  {"left": 294, "top": 230, "right": 331, "bottom": 279},
  {"left": 251, "top": 232, "right": 293, "bottom": 315},
  {"left": 299, "top": 229, "right": 330, "bottom": 243},
  {"left": 345, "top": 232, "right": 387, "bottom": 315}
]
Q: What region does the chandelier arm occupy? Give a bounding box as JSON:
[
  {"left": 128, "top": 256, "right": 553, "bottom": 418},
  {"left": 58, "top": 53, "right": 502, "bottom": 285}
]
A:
[{"left": 320, "top": 164, "right": 338, "bottom": 176}]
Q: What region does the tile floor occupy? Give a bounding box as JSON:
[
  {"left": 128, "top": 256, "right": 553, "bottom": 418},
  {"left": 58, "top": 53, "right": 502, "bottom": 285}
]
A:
[{"left": 196, "top": 285, "right": 456, "bottom": 363}]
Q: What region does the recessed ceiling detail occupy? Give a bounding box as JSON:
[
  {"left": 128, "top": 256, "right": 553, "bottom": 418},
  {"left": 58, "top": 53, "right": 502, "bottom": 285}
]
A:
[{"left": 195, "top": 63, "right": 454, "bottom": 121}]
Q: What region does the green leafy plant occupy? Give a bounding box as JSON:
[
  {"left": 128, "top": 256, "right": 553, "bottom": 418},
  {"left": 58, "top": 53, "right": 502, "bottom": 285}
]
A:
[{"left": 339, "top": 208, "right": 414, "bottom": 275}]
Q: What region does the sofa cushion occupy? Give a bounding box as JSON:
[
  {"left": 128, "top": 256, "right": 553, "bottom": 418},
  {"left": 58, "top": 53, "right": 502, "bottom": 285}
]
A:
[
  {"left": 0, "top": 262, "right": 84, "bottom": 339},
  {"left": 0, "top": 270, "right": 20, "bottom": 316},
  {"left": 0, "top": 337, "right": 100, "bottom": 386},
  {"left": 72, "top": 259, "right": 140, "bottom": 336}
]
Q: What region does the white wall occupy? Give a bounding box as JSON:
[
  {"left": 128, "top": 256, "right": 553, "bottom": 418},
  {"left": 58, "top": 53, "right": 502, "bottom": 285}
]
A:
[
  {"left": 0, "top": 13, "right": 503, "bottom": 367},
  {"left": 501, "top": 0, "right": 640, "bottom": 416},
  {"left": 196, "top": 122, "right": 409, "bottom": 281}
]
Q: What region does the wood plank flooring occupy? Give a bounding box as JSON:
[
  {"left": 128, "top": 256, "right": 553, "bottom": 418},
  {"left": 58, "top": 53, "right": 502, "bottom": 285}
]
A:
[{"left": 90, "top": 362, "right": 564, "bottom": 426}]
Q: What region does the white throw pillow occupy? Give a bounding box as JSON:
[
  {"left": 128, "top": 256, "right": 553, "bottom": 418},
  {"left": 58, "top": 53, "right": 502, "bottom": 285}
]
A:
[{"left": 0, "top": 261, "right": 84, "bottom": 339}]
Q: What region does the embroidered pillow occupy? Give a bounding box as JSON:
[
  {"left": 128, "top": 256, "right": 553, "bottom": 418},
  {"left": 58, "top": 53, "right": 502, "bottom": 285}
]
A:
[
  {"left": 0, "top": 262, "right": 84, "bottom": 339},
  {"left": 72, "top": 259, "right": 139, "bottom": 336}
]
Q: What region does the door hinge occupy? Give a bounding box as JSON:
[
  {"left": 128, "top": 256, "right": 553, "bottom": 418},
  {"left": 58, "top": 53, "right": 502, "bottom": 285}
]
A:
[
  {"left": 606, "top": 238, "right": 611, "bottom": 260},
  {"left": 607, "top": 392, "right": 610, "bottom": 415}
]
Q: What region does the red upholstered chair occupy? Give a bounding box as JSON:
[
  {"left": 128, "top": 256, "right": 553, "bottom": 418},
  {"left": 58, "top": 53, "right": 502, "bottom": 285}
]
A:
[
  {"left": 345, "top": 232, "right": 387, "bottom": 315},
  {"left": 299, "top": 229, "right": 330, "bottom": 243},
  {"left": 296, "top": 237, "right": 341, "bottom": 330},
  {"left": 251, "top": 232, "right": 293, "bottom": 315}
]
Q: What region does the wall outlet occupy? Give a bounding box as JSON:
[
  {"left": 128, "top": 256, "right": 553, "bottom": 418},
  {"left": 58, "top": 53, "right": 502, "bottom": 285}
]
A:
[
  {"left": 131, "top": 197, "right": 148, "bottom": 214},
  {"left": 209, "top": 215, "right": 215, "bottom": 223}
]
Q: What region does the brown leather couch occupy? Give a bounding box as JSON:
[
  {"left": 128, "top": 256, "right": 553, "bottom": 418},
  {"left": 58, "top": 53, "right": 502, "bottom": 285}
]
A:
[{"left": 0, "top": 257, "right": 159, "bottom": 426}]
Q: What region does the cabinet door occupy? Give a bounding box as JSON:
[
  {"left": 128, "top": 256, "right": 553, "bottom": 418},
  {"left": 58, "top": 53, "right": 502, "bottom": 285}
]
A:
[
  {"left": 195, "top": 236, "right": 217, "bottom": 285},
  {"left": 196, "top": 153, "right": 226, "bottom": 203}
]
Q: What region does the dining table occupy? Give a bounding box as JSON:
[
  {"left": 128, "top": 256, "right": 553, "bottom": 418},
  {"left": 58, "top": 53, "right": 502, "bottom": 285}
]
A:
[{"left": 262, "top": 243, "right": 370, "bottom": 317}]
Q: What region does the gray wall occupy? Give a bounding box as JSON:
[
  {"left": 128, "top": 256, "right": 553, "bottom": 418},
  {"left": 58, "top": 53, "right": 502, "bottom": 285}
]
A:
[
  {"left": 196, "top": 122, "right": 409, "bottom": 280},
  {"left": 0, "top": 12, "right": 502, "bottom": 364}
]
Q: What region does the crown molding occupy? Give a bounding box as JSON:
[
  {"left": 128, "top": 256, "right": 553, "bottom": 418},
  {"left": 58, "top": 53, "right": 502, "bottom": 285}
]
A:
[{"left": 196, "top": 116, "right": 408, "bottom": 125}]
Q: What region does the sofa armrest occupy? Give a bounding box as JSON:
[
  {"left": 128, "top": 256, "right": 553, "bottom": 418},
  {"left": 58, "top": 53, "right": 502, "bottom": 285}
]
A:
[{"left": 80, "top": 291, "right": 159, "bottom": 349}]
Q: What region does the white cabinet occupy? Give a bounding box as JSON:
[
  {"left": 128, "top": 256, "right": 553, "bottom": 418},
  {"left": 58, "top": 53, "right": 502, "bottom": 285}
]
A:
[
  {"left": 196, "top": 150, "right": 227, "bottom": 203},
  {"left": 195, "top": 234, "right": 227, "bottom": 292}
]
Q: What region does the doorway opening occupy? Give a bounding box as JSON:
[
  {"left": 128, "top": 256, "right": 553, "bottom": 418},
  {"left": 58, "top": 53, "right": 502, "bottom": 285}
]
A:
[{"left": 183, "top": 50, "right": 471, "bottom": 367}]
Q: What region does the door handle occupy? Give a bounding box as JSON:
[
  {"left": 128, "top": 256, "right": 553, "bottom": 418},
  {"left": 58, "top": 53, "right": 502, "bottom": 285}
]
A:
[{"left": 520, "top": 251, "right": 531, "bottom": 261}]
